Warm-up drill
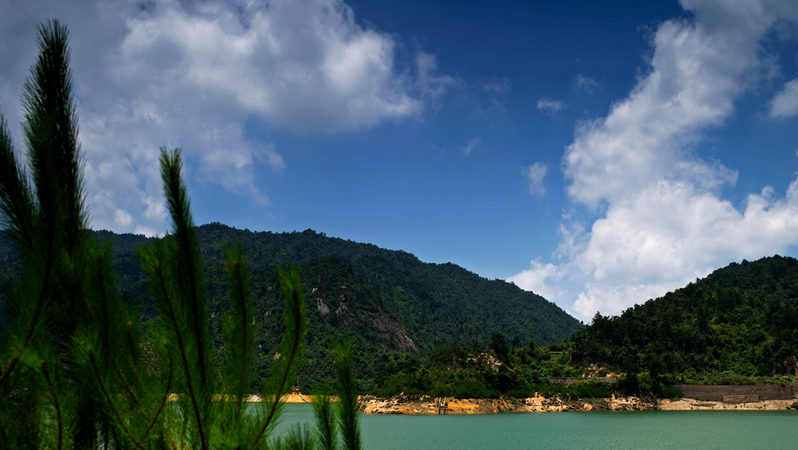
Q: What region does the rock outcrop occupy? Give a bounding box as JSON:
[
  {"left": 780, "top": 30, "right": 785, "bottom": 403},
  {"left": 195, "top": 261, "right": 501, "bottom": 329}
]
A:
[{"left": 371, "top": 313, "right": 418, "bottom": 353}]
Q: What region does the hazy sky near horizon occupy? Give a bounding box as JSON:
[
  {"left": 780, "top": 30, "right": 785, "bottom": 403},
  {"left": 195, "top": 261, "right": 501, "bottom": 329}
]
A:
[{"left": 2, "top": 0, "right": 798, "bottom": 321}]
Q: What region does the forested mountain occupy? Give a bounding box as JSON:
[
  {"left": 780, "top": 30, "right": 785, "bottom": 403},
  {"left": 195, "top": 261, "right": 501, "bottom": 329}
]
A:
[
  {"left": 570, "top": 255, "right": 798, "bottom": 379},
  {"left": 368, "top": 255, "right": 798, "bottom": 400},
  {"left": 4, "top": 226, "right": 797, "bottom": 397},
  {"left": 0, "top": 223, "right": 580, "bottom": 390}
]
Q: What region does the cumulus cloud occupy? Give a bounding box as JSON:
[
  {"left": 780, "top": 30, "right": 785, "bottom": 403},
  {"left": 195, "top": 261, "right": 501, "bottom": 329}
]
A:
[
  {"left": 537, "top": 98, "right": 566, "bottom": 115},
  {"left": 770, "top": 78, "right": 798, "bottom": 118},
  {"left": 0, "top": 0, "right": 452, "bottom": 236},
  {"left": 511, "top": 0, "right": 798, "bottom": 321},
  {"left": 568, "top": 179, "right": 798, "bottom": 318},
  {"left": 506, "top": 259, "right": 565, "bottom": 304},
  {"left": 524, "top": 163, "right": 548, "bottom": 197},
  {"left": 573, "top": 74, "right": 598, "bottom": 94},
  {"left": 112, "top": 0, "right": 424, "bottom": 132}
]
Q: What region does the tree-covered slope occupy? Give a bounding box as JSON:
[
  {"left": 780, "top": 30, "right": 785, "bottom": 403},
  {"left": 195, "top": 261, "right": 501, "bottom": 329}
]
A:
[
  {"left": 571, "top": 255, "right": 798, "bottom": 378},
  {"left": 1, "top": 223, "right": 580, "bottom": 390},
  {"left": 185, "top": 223, "right": 578, "bottom": 349}
]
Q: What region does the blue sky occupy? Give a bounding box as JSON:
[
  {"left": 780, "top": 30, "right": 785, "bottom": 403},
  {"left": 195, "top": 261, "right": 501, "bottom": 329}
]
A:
[{"left": 2, "top": 0, "right": 798, "bottom": 321}]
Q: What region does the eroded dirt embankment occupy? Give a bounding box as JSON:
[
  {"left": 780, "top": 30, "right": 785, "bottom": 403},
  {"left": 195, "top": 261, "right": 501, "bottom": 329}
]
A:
[{"left": 358, "top": 395, "right": 798, "bottom": 414}]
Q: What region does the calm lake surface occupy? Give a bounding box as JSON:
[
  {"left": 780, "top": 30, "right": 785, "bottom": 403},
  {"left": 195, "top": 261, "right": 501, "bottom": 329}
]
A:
[{"left": 272, "top": 404, "right": 797, "bottom": 449}]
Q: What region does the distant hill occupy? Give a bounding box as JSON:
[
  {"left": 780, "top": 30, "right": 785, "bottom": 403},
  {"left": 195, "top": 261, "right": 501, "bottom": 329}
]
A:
[
  {"left": 570, "top": 255, "right": 798, "bottom": 378},
  {"left": 0, "top": 223, "right": 580, "bottom": 390}
]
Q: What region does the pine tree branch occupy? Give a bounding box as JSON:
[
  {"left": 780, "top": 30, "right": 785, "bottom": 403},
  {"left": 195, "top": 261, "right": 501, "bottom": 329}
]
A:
[
  {"left": 0, "top": 410, "right": 10, "bottom": 450},
  {"left": 117, "top": 320, "right": 147, "bottom": 401},
  {"left": 223, "top": 243, "right": 254, "bottom": 427},
  {"left": 124, "top": 355, "right": 175, "bottom": 450},
  {"left": 21, "top": 20, "right": 85, "bottom": 251},
  {"left": 94, "top": 251, "right": 113, "bottom": 365},
  {"left": 40, "top": 364, "right": 63, "bottom": 450},
  {"left": 0, "top": 357, "right": 19, "bottom": 390},
  {"left": 150, "top": 257, "right": 209, "bottom": 450},
  {"left": 0, "top": 110, "right": 34, "bottom": 255},
  {"left": 157, "top": 148, "right": 215, "bottom": 450},
  {"left": 159, "top": 148, "right": 212, "bottom": 397},
  {"left": 312, "top": 385, "right": 337, "bottom": 450},
  {"left": 0, "top": 231, "right": 56, "bottom": 388},
  {"left": 253, "top": 266, "right": 307, "bottom": 446},
  {"left": 89, "top": 350, "right": 147, "bottom": 450},
  {"left": 164, "top": 403, "right": 190, "bottom": 450},
  {"left": 334, "top": 340, "right": 361, "bottom": 450},
  {"left": 113, "top": 360, "right": 144, "bottom": 411}
]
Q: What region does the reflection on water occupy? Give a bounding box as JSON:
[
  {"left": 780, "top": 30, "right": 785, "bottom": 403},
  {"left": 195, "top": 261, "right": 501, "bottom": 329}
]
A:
[{"left": 270, "top": 403, "right": 798, "bottom": 450}]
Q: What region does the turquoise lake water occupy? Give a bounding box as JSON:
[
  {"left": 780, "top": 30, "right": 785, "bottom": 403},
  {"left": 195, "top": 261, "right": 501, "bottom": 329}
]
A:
[{"left": 272, "top": 404, "right": 798, "bottom": 449}]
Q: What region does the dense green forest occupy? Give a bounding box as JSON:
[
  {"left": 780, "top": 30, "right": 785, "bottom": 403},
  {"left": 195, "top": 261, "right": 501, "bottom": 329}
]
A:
[
  {"left": 369, "top": 333, "right": 623, "bottom": 399},
  {"left": 371, "top": 256, "right": 798, "bottom": 399},
  {"left": 571, "top": 255, "right": 798, "bottom": 380},
  {"left": 0, "top": 224, "right": 580, "bottom": 391},
  {"left": 5, "top": 227, "right": 798, "bottom": 398},
  {"left": 6, "top": 224, "right": 798, "bottom": 399}
]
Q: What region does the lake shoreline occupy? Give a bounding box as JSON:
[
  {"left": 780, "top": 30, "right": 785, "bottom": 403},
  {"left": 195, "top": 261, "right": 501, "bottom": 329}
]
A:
[
  {"left": 179, "top": 392, "right": 798, "bottom": 413},
  {"left": 357, "top": 394, "right": 798, "bottom": 414}
]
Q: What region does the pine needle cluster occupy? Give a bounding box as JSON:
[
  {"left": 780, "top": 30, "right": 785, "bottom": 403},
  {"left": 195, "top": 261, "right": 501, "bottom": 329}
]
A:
[{"left": 0, "top": 20, "right": 362, "bottom": 450}]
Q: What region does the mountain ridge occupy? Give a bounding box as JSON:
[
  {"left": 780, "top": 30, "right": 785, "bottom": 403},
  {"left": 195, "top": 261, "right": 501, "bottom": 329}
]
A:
[
  {"left": 570, "top": 254, "right": 798, "bottom": 379},
  {"left": 1, "top": 223, "right": 581, "bottom": 390}
]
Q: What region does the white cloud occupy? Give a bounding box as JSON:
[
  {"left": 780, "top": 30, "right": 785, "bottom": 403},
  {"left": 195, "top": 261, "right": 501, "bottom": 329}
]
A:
[
  {"left": 482, "top": 77, "right": 512, "bottom": 95},
  {"left": 562, "top": 5, "right": 764, "bottom": 207},
  {"left": 511, "top": 0, "right": 798, "bottom": 321},
  {"left": 537, "top": 98, "right": 566, "bottom": 115},
  {"left": 111, "top": 0, "right": 424, "bottom": 132},
  {"left": 575, "top": 180, "right": 798, "bottom": 284},
  {"left": 572, "top": 283, "right": 677, "bottom": 321},
  {"left": 573, "top": 74, "right": 598, "bottom": 94},
  {"left": 506, "top": 259, "right": 565, "bottom": 305},
  {"left": 0, "top": 0, "right": 452, "bottom": 236},
  {"left": 416, "top": 52, "right": 459, "bottom": 103},
  {"left": 460, "top": 137, "right": 481, "bottom": 157},
  {"left": 259, "top": 143, "right": 286, "bottom": 172},
  {"left": 524, "top": 163, "right": 548, "bottom": 197},
  {"left": 568, "top": 178, "right": 798, "bottom": 319},
  {"left": 770, "top": 78, "right": 798, "bottom": 118},
  {"left": 114, "top": 209, "right": 133, "bottom": 227}
]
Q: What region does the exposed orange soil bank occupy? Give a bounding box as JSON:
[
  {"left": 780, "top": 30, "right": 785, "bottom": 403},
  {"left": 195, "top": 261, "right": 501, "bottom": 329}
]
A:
[
  {"left": 167, "top": 393, "right": 798, "bottom": 411},
  {"left": 658, "top": 398, "right": 798, "bottom": 411},
  {"left": 358, "top": 395, "right": 798, "bottom": 414}
]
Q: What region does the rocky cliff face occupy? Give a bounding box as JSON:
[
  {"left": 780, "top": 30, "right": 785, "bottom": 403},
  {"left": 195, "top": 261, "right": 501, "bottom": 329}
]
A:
[{"left": 371, "top": 313, "right": 417, "bottom": 353}]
